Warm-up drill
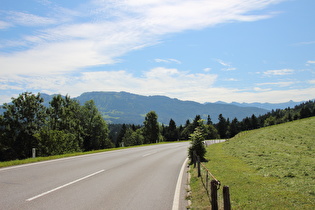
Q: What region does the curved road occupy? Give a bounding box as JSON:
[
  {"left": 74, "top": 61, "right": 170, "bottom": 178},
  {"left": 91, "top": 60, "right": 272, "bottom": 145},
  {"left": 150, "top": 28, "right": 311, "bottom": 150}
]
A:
[{"left": 0, "top": 142, "right": 189, "bottom": 210}]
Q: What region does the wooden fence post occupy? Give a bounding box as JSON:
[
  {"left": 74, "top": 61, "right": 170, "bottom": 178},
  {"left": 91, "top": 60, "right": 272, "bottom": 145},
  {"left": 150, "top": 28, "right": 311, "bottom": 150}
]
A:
[
  {"left": 211, "top": 180, "right": 218, "bottom": 210},
  {"left": 193, "top": 150, "right": 197, "bottom": 168},
  {"left": 197, "top": 155, "right": 201, "bottom": 177},
  {"left": 223, "top": 186, "right": 231, "bottom": 210}
]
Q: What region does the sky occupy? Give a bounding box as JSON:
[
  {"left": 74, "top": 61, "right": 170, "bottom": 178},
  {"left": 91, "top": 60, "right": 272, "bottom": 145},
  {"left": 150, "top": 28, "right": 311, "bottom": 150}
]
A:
[{"left": 0, "top": 0, "right": 315, "bottom": 104}]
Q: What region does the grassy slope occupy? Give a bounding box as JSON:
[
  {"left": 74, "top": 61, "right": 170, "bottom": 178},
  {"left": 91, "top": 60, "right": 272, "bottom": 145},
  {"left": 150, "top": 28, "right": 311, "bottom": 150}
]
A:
[{"left": 190, "top": 117, "right": 315, "bottom": 209}]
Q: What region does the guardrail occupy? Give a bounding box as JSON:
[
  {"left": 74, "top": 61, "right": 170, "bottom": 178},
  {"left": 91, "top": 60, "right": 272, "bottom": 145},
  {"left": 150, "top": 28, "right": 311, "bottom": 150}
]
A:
[{"left": 192, "top": 151, "right": 231, "bottom": 210}]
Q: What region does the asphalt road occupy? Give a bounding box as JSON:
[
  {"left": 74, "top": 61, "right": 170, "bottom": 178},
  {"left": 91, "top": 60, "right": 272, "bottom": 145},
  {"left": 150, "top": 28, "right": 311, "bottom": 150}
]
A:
[{"left": 0, "top": 142, "right": 190, "bottom": 210}]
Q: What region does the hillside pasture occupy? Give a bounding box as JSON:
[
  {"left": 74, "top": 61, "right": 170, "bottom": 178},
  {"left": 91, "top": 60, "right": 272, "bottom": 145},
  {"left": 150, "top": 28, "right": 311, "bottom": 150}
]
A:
[{"left": 190, "top": 117, "right": 315, "bottom": 209}]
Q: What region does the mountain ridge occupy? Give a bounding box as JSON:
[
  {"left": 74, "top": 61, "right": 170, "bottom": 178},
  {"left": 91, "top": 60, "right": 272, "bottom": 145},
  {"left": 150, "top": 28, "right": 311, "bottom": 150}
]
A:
[
  {"left": 74, "top": 91, "right": 269, "bottom": 124},
  {"left": 213, "top": 100, "right": 305, "bottom": 111},
  {"left": 3, "top": 91, "right": 306, "bottom": 125}
]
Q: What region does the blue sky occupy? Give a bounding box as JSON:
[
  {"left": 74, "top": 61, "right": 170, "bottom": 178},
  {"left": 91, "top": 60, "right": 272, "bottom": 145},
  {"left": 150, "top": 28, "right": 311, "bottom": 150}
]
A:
[{"left": 0, "top": 0, "right": 314, "bottom": 104}]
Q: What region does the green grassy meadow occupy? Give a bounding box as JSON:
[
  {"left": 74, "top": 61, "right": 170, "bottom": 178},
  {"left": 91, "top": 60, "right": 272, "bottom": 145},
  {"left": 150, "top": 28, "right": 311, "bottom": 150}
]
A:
[{"left": 190, "top": 117, "right": 315, "bottom": 209}]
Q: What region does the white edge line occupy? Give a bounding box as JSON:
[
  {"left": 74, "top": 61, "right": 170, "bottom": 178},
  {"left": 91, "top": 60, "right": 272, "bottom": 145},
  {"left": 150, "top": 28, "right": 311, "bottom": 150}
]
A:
[
  {"left": 172, "top": 157, "right": 189, "bottom": 210},
  {"left": 26, "top": 169, "right": 105, "bottom": 201}
]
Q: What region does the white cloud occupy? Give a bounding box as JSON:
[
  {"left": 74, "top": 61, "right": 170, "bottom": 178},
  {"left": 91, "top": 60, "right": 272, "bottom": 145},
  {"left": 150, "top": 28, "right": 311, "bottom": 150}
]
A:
[
  {"left": 307, "top": 60, "right": 315, "bottom": 64},
  {"left": 0, "top": 40, "right": 110, "bottom": 76},
  {"left": 308, "top": 80, "right": 315, "bottom": 84},
  {"left": 216, "top": 59, "right": 230, "bottom": 67},
  {"left": 257, "top": 81, "right": 295, "bottom": 87},
  {"left": 216, "top": 59, "right": 237, "bottom": 71},
  {"left": 293, "top": 41, "right": 315, "bottom": 46},
  {"left": 263, "top": 69, "right": 294, "bottom": 76},
  {"left": 1, "top": 0, "right": 283, "bottom": 75},
  {"left": 7, "top": 11, "right": 57, "bottom": 27},
  {"left": 0, "top": 67, "right": 218, "bottom": 103},
  {"left": 224, "top": 78, "right": 239, "bottom": 81},
  {"left": 0, "top": 20, "right": 11, "bottom": 29},
  {"left": 1, "top": 0, "right": 299, "bottom": 104},
  {"left": 154, "top": 58, "right": 181, "bottom": 64},
  {"left": 253, "top": 87, "right": 272, "bottom": 91},
  {"left": 203, "top": 68, "right": 211, "bottom": 72},
  {"left": 2, "top": 65, "right": 314, "bottom": 105}
]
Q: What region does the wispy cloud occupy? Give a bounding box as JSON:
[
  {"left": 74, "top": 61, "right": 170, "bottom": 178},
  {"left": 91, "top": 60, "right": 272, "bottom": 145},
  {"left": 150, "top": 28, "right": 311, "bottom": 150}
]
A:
[
  {"left": 216, "top": 59, "right": 237, "bottom": 71},
  {"left": 1, "top": 67, "right": 314, "bottom": 104},
  {"left": 257, "top": 81, "right": 295, "bottom": 87},
  {"left": 2, "top": 0, "right": 300, "bottom": 104},
  {"left": 253, "top": 87, "right": 272, "bottom": 91},
  {"left": 223, "top": 78, "right": 239, "bottom": 81},
  {"left": 0, "top": 67, "right": 218, "bottom": 103},
  {"left": 0, "top": 0, "right": 282, "bottom": 75},
  {"left": 154, "top": 58, "right": 181, "bottom": 64},
  {"left": 263, "top": 69, "right": 294, "bottom": 76},
  {"left": 293, "top": 40, "right": 315, "bottom": 46},
  {"left": 6, "top": 11, "right": 57, "bottom": 27},
  {"left": 0, "top": 20, "right": 11, "bottom": 29}
]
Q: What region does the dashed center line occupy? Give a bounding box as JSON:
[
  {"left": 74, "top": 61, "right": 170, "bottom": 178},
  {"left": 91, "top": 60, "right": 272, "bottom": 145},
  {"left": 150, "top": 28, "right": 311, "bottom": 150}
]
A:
[
  {"left": 26, "top": 169, "right": 105, "bottom": 201},
  {"left": 142, "top": 151, "right": 157, "bottom": 157}
]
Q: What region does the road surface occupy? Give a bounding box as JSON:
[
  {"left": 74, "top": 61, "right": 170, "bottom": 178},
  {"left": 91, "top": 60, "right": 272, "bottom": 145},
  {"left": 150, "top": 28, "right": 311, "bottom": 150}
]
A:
[{"left": 0, "top": 142, "right": 190, "bottom": 210}]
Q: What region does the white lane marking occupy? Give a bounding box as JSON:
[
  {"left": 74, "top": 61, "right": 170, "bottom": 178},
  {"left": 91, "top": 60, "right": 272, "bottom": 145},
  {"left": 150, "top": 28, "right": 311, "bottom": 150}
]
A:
[
  {"left": 142, "top": 151, "right": 157, "bottom": 157},
  {"left": 26, "top": 169, "right": 105, "bottom": 201},
  {"left": 172, "top": 158, "right": 189, "bottom": 210}
]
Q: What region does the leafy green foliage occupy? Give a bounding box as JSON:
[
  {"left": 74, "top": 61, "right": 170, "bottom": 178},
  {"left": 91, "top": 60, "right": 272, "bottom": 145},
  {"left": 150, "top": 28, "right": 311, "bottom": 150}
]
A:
[
  {"left": 122, "top": 128, "right": 144, "bottom": 146},
  {"left": 80, "top": 100, "right": 113, "bottom": 151},
  {"left": 188, "top": 120, "right": 207, "bottom": 163},
  {"left": 0, "top": 93, "right": 113, "bottom": 161},
  {"left": 0, "top": 92, "right": 47, "bottom": 160},
  {"left": 34, "top": 129, "right": 79, "bottom": 156},
  {"left": 143, "top": 111, "right": 160, "bottom": 143}
]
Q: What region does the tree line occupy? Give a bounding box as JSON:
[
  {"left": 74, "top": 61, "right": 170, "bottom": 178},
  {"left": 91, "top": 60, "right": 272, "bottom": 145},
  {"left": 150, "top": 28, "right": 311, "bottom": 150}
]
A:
[
  {"left": 111, "top": 100, "right": 315, "bottom": 145},
  {"left": 0, "top": 93, "right": 113, "bottom": 161},
  {"left": 1, "top": 92, "right": 314, "bottom": 161}
]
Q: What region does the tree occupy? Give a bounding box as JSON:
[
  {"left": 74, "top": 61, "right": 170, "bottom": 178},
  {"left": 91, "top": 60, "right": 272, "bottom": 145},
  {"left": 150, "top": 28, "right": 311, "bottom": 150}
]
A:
[
  {"left": 122, "top": 128, "right": 144, "bottom": 146},
  {"left": 188, "top": 119, "right": 207, "bottom": 163},
  {"left": 251, "top": 114, "right": 259, "bottom": 129},
  {"left": 204, "top": 124, "right": 220, "bottom": 139},
  {"left": 300, "top": 106, "right": 312, "bottom": 119},
  {"left": 229, "top": 118, "right": 240, "bottom": 137},
  {"left": 165, "top": 118, "right": 179, "bottom": 141},
  {"left": 181, "top": 115, "right": 201, "bottom": 140},
  {"left": 116, "top": 124, "right": 127, "bottom": 147},
  {"left": 264, "top": 116, "right": 276, "bottom": 126},
  {"left": 47, "top": 94, "right": 84, "bottom": 149},
  {"left": 216, "top": 114, "right": 228, "bottom": 139},
  {"left": 1, "top": 92, "right": 47, "bottom": 160},
  {"left": 34, "top": 129, "right": 79, "bottom": 156},
  {"left": 143, "top": 111, "right": 160, "bottom": 144},
  {"left": 206, "top": 115, "right": 213, "bottom": 125},
  {"left": 80, "top": 100, "right": 112, "bottom": 151}
]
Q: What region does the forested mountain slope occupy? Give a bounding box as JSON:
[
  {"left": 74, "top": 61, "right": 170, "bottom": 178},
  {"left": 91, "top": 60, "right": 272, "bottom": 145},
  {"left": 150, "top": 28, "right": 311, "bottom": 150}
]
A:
[{"left": 74, "top": 91, "right": 269, "bottom": 124}]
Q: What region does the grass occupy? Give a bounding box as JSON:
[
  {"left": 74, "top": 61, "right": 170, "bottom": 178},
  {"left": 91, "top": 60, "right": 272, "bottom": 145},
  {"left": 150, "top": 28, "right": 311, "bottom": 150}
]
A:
[
  {"left": 0, "top": 141, "right": 182, "bottom": 168},
  {"left": 190, "top": 117, "right": 315, "bottom": 209}
]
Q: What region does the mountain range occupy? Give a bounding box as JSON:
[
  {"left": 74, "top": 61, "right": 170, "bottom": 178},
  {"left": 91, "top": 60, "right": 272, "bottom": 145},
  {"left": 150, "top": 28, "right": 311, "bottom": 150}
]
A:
[
  {"left": 56, "top": 91, "right": 270, "bottom": 125},
  {"left": 213, "top": 100, "right": 303, "bottom": 111},
  {"left": 3, "top": 91, "right": 305, "bottom": 125}
]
